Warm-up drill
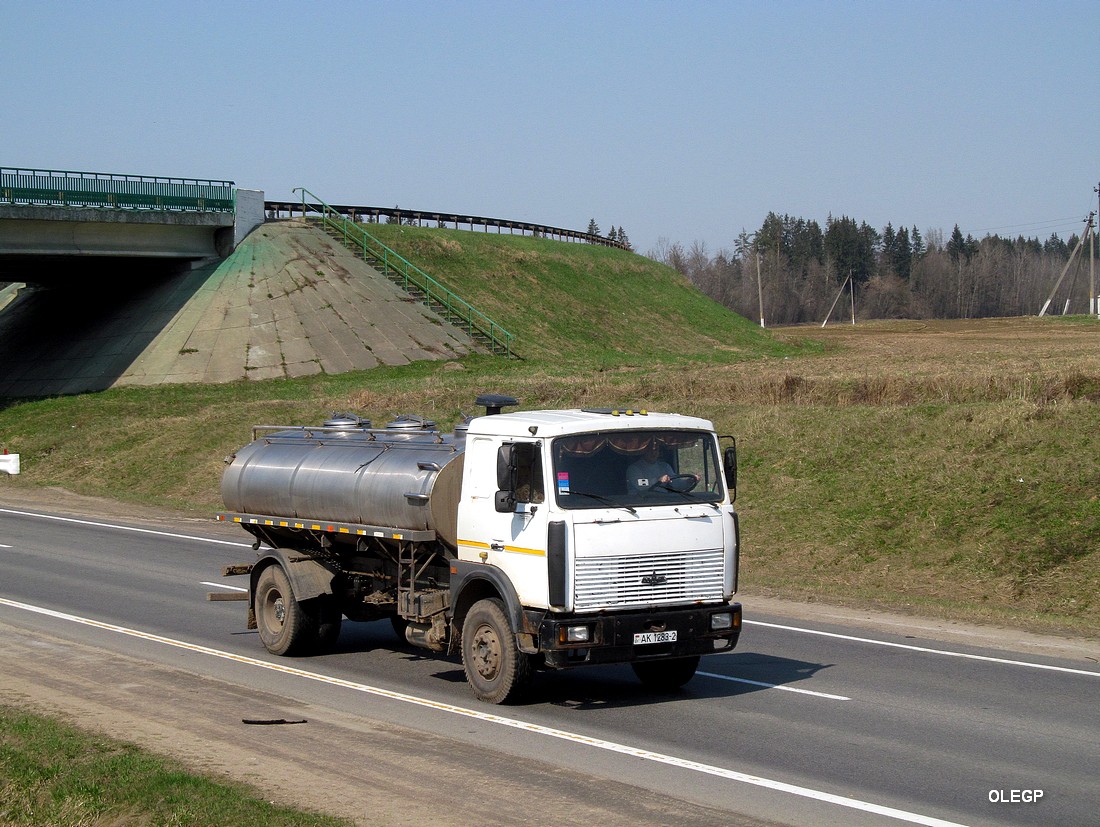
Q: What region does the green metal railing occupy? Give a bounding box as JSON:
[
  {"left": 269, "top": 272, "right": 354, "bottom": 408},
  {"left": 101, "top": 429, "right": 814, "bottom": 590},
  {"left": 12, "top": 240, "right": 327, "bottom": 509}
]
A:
[
  {"left": 294, "top": 188, "right": 514, "bottom": 357},
  {"left": 1, "top": 166, "right": 235, "bottom": 212}
]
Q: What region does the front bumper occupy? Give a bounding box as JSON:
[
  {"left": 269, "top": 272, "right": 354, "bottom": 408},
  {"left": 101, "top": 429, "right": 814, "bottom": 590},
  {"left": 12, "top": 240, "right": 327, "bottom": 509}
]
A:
[{"left": 536, "top": 602, "right": 742, "bottom": 668}]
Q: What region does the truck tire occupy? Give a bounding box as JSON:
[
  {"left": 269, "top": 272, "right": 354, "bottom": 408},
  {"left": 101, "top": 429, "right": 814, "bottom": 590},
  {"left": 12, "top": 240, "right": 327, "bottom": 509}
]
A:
[
  {"left": 312, "top": 596, "right": 342, "bottom": 652},
  {"left": 461, "top": 598, "right": 532, "bottom": 704},
  {"left": 255, "top": 564, "right": 311, "bottom": 656},
  {"left": 390, "top": 614, "right": 410, "bottom": 644},
  {"left": 631, "top": 656, "right": 700, "bottom": 692}
]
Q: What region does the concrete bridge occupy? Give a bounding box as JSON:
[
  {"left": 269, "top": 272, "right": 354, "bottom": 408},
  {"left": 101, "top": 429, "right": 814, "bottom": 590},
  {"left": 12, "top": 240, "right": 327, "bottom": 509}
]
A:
[
  {"left": 0, "top": 168, "right": 479, "bottom": 398},
  {"left": 1, "top": 168, "right": 264, "bottom": 279}
]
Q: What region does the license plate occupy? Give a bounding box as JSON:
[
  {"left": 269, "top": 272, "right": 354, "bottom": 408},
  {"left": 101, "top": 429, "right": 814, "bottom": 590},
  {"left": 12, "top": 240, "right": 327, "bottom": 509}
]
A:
[{"left": 633, "top": 630, "right": 677, "bottom": 645}]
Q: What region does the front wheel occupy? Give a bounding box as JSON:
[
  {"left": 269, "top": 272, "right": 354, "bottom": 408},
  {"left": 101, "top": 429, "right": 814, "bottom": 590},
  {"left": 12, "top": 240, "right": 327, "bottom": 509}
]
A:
[
  {"left": 631, "top": 656, "right": 700, "bottom": 692},
  {"left": 461, "top": 598, "right": 532, "bottom": 704}
]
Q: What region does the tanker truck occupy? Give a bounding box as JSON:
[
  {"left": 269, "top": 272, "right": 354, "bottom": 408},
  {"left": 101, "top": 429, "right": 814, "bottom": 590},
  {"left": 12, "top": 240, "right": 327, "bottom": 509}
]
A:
[{"left": 215, "top": 394, "right": 742, "bottom": 703}]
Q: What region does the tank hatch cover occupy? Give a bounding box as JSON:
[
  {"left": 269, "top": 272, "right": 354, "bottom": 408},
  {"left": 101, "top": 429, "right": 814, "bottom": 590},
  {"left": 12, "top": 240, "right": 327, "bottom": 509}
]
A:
[
  {"left": 386, "top": 415, "right": 438, "bottom": 430},
  {"left": 324, "top": 413, "right": 371, "bottom": 428}
]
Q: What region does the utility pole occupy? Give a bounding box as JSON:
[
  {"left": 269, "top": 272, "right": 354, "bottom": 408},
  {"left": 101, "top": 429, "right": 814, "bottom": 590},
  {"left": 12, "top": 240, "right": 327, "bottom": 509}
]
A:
[
  {"left": 1094, "top": 182, "right": 1099, "bottom": 316},
  {"left": 822, "top": 271, "right": 852, "bottom": 328},
  {"left": 1039, "top": 213, "right": 1093, "bottom": 316},
  {"left": 756, "top": 252, "right": 765, "bottom": 328}
]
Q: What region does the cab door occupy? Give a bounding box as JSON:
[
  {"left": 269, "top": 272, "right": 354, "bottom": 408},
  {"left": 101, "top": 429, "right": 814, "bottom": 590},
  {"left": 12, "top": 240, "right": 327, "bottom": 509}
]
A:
[{"left": 456, "top": 436, "right": 553, "bottom": 608}]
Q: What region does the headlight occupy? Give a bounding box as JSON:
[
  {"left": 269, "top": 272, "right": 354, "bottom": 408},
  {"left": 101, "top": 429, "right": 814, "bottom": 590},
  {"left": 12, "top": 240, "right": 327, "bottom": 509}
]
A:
[
  {"left": 563, "top": 625, "right": 590, "bottom": 643},
  {"left": 710, "top": 612, "right": 733, "bottom": 631}
]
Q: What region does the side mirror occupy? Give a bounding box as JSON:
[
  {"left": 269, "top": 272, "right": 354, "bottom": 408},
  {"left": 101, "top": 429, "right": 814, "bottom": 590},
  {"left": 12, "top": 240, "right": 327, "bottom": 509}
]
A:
[
  {"left": 495, "top": 441, "right": 542, "bottom": 511},
  {"left": 723, "top": 441, "right": 738, "bottom": 501}
]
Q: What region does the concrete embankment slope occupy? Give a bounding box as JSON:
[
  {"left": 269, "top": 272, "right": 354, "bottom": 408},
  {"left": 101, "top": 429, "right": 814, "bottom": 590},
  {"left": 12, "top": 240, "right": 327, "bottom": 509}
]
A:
[{"left": 0, "top": 220, "right": 480, "bottom": 397}]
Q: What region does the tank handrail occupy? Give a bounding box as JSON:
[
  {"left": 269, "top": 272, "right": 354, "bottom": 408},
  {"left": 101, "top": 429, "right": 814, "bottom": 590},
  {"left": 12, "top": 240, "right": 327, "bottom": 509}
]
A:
[{"left": 249, "top": 424, "right": 452, "bottom": 444}]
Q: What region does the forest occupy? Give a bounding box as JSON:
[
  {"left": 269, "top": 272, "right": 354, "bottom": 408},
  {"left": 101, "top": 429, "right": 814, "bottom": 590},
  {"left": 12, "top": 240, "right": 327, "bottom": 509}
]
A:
[{"left": 647, "top": 212, "right": 1097, "bottom": 325}]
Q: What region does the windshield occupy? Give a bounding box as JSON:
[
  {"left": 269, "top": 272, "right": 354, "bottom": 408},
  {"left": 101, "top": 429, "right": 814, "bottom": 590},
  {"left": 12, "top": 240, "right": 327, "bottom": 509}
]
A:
[{"left": 552, "top": 429, "right": 723, "bottom": 509}]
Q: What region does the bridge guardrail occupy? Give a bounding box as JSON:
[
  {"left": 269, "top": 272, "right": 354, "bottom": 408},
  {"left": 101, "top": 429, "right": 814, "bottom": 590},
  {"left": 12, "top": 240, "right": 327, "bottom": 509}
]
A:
[
  {"left": 1, "top": 167, "right": 235, "bottom": 212},
  {"left": 266, "top": 201, "right": 627, "bottom": 249}
]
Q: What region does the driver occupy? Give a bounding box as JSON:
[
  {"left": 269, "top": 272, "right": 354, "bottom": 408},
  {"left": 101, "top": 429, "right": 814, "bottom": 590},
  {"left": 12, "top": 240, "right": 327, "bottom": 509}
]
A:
[{"left": 626, "top": 442, "right": 675, "bottom": 494}]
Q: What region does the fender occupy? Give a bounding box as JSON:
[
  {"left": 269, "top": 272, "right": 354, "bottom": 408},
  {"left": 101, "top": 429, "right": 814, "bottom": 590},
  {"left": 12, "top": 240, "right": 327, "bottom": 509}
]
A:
[
  {"left": 448, "top": 560, "right": 543, "bottom": 654},
  {"left": 249, "top": 547, "right": 338, "bottom": 605}
]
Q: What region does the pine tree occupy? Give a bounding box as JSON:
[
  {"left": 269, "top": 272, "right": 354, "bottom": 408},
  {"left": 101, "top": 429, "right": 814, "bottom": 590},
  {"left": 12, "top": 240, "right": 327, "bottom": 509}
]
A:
[
  {"left": 910, "top": 225, "right": 925, "bottom": 259},
  {"left": 882, "top": 223, "right": 897, "bottom": 274},
  {"left": 947, "top": 225, "right": 967, "bottom": 264},
  {"left": 892, "top": 226, "right": 912, "bottom": 280},
  {"left": 824, "top": 215, "right": 877, "bottom": 284},
  {"left": 587, "top": 219, "right": 601, "bottom": 237}
]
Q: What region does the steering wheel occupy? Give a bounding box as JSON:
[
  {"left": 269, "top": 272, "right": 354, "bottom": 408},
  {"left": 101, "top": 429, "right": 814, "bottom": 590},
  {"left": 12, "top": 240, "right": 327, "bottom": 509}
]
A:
[{"left": 659, "top": 474, "right": 699, "bottom": 493}]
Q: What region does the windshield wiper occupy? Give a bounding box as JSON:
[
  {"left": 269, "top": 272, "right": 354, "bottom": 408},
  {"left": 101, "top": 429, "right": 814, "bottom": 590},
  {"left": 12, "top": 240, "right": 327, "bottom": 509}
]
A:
[{"left": 568, "top": 491, "right": 637, "bottom": 515}]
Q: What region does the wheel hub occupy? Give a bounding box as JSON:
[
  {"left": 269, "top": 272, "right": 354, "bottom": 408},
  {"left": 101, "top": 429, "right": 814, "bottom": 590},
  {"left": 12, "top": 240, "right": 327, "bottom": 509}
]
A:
[{"left": 471, "top": 624, "right": 501, "bottom": 679}]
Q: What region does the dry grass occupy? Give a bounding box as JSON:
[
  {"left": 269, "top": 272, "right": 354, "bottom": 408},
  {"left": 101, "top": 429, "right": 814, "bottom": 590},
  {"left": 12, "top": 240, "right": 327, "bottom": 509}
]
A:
[{"left": 321, "top": 317, "right": 1100, "bottom": 635}]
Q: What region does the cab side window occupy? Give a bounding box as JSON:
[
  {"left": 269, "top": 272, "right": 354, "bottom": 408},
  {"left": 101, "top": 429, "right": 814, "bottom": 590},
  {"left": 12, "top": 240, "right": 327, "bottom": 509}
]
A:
[
  {"left": 514, "top": 443, "right": 545, "bottom": 503},
  {"left": 498, "top": 442, "right": 545, "bottom": 504}
]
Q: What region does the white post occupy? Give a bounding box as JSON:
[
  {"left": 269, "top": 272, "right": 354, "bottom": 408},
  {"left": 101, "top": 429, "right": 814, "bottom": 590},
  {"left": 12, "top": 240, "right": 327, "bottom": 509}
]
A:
[
  {"left": 822, "top": 273, "right": 851, "bottom": 328},
  {"left": 756, "top": 252, "right": 765, "bottom": 328},
  {"left": 1090, "top": 218, "right": 1097, "bottom": 318}
]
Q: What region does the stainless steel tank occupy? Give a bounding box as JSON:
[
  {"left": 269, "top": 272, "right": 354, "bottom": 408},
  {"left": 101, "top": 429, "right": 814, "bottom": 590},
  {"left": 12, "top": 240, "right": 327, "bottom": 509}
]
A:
[{"left": 221, "top": 415, "right": 467, "bottom": 548}]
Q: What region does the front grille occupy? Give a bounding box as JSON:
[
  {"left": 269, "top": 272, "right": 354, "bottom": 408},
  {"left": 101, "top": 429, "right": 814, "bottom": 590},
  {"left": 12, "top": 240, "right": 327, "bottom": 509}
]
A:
[{"left": 573, "top": 549, "right": 725, "bottom": 611}]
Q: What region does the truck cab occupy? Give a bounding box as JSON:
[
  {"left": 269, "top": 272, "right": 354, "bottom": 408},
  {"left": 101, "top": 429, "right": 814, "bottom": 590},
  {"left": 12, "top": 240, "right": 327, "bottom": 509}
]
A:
[{"left": 451, "top": 405, "right": 741, "bottom": 702}]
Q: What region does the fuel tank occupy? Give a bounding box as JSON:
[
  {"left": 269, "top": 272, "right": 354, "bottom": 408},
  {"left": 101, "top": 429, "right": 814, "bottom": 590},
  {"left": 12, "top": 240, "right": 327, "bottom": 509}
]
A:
[{"left": 220, "top": 414, "right": 467, "bottom": 548}]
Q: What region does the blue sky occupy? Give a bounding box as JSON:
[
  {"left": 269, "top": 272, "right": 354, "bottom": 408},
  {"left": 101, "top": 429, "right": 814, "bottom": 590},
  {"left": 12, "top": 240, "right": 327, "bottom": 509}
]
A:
[{"left": 4, "top": 1, "right": 1097, "bottom": 255}]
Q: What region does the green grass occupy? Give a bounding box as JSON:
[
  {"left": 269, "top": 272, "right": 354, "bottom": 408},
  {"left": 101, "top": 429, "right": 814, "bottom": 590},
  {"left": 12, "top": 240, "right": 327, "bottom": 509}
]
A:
[
  {"left": 730, "top": 400, "right": 1100, "bottom": 626},
  {"left": 0, "top": 705, "right": 350, "bottom": 827}
]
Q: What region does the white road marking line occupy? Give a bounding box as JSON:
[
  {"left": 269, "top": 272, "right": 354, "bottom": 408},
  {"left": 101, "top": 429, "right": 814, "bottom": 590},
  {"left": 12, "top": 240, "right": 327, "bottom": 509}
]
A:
[
  {"left": 0, "top": 543, "right": 12, "bottom": 548},
  {"left": 201, "top": 581, "right": 248, "bottom": 592},
  {"left": 0, "top": 508, "right": 253, "bottom": 548},
  {"left": 0, "top": 595, "right": 964, "bottom": 827},
  {"left": 697, "top": 671, "right": 851, "bottom": 700},
  {"left": 745, "top": 619, "right": 1100, "bottom": 677}
]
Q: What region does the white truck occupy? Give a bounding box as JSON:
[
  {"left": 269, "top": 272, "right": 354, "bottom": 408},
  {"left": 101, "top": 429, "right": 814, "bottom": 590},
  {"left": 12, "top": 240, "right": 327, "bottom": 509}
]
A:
[{"left": 216, "top": 394, "right": 742, "bottom": 703}]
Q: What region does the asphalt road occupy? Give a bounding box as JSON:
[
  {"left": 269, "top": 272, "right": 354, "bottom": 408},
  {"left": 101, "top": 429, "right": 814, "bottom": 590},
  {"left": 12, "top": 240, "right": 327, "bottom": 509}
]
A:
[{"left": 1, "top": 500, "right": 1097, "bottom": 827}]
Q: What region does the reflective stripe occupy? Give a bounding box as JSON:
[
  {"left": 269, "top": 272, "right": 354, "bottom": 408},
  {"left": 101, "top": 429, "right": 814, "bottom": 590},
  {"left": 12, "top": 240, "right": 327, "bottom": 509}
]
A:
[{"left": 459, "top": 540, "right": 546, "bottom": 557}]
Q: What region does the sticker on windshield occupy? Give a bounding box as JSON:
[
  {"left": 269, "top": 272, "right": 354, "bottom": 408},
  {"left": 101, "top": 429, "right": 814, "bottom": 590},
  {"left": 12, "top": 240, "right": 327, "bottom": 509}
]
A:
[{"left": 557, "top": 472, "right": 571, "bottom": 494}]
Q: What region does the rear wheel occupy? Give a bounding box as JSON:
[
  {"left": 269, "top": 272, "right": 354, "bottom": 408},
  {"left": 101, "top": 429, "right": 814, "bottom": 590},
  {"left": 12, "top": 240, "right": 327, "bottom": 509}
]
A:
[
  {"left": 255, "top": 564, "right": 308, "bottom": 656},
  {"left": 311, "top": 596, "right": 342, "bottom": 651},
  {"left": 390, "top": 614, "right": 410, "bottom": 644},
  {"left": 461, "top": 598, "right": 532, "bottom": 704},
  {"left": 631, "top": 656, "right": 700, "bottom": 692},
  {"left": 255, "top": 564, "right": 341, "bottom": 655}
]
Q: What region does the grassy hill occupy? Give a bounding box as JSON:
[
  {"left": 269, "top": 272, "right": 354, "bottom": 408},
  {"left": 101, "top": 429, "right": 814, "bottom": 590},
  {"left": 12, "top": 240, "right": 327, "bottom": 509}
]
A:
[
  {"left": 359, "top": 222, "right": 791, "bottom": 364},
  {"left": 1, "top": 225, "right": 1098, "bottom": 638}
]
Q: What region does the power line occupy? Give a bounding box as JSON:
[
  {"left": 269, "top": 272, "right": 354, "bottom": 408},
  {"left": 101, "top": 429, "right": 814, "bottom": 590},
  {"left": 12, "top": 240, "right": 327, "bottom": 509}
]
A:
[{"left": 974, "top": 216, "right": 1084, "bottom": 234}]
